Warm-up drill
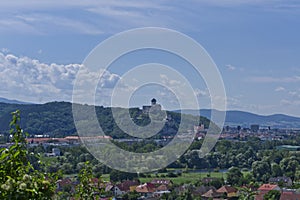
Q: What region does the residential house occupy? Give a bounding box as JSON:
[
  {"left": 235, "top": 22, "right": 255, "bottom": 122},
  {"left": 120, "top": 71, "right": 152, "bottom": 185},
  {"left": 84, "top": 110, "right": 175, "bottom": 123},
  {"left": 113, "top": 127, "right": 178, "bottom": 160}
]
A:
[
  {"left": 135, "top": 183, "right": 156, "bottom": 198},
  {"left": 192, "top": 186, "right": 216, "bottom": 196},
  {"left": 269, "top": 176, "right": 293, "bottom": 187},
  {"left": 45, "top": 148, "right": 61, "bottom": 157},
  {"left": 255, "top": 184, "right": 281, "bottom": 200},
  {"left": 280, "top": 191, "right": 300, "bottom": 200},
  {"left": 257, "top": 184, "right": 280, "bottom": 194},
  {"left": 105, "top": 184, "right": 124, "bottom": 196},
  {"left": 116, "top": 180, "right": 139, "bottom": 193},
  {"left": 156, "top": 184, "right": 169, "bottom": 192},
  {"left": 217, "top": 185, "right": 238, "bottom": 198},
  {"left": 201, "top": 188, "right": 222, "bottom": 199},
  {"left": 150, "top": 179, "right": 173, "bottom": 189}
]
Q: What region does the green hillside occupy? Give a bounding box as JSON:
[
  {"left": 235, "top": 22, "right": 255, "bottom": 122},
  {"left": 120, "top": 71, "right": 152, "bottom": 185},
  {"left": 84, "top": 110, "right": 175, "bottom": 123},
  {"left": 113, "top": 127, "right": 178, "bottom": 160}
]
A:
[{"left": 0, "top": 102, "right": 210, "bottom": 138}]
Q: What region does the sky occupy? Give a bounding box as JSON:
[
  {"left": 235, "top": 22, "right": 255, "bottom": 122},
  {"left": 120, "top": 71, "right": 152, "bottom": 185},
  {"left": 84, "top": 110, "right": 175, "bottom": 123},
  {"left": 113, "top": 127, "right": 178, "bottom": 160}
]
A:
[{"left": 0, "top": 0, "right": 300, "bottom": 116}]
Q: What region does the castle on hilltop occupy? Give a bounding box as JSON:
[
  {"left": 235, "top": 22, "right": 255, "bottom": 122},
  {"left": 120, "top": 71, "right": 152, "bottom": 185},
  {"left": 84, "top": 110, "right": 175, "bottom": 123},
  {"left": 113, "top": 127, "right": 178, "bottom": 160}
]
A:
[{"left": 142, "top": 98, "right": 162, "bottom": 114}]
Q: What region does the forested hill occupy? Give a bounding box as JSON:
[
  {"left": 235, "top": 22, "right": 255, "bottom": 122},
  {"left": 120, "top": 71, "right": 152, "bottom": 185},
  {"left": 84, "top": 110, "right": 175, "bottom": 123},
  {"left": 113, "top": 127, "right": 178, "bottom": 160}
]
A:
[
  {"left": 0, "top": 102, "right": 210, "bottom": 138},
  {"left": 177, "top": 109, "right": 300, "bottom": 128}
]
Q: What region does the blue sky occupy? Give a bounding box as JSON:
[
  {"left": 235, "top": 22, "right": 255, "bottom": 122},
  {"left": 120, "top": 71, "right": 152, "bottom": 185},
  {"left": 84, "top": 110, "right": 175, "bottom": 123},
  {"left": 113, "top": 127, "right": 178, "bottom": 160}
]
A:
[{"left": 0, "top": 1, "right": 300, "bottom": 116}]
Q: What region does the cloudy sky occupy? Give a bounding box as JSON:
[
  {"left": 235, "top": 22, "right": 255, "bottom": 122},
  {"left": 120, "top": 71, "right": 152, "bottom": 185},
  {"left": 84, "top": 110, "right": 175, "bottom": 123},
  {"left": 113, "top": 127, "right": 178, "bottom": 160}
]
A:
[{"left": 0, "top": 0, "right": 300, "bottom": 116}]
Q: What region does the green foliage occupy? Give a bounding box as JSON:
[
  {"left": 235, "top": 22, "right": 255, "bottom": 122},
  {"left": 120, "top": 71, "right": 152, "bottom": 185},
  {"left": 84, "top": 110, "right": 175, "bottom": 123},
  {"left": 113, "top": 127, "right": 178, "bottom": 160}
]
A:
[
  {"left": 74, "top": 161, "right": 103, "bottom": 200},
  {"left": 0, "top": 110, "right": 56, "bottom": 199},
  {"left": 122, "top": 191, "right": 140, "bottom": 200},
  {"left": 226, "top": 167, "right": 243, "bottom": 186},
  {"left": 252, "top": 161, "right": 272, "bottom": 182},
  {"left": 109, "top": 169, "right": 138, "bottom": 182},
  {"left": 238, "top": 187, "right": 257, "bottom": 200},
  {"left": 263, "top": 190, "right": 281, "bottom": 200},
  {"left": 0, "top": 102, "right": 210, "bottom": 140}
]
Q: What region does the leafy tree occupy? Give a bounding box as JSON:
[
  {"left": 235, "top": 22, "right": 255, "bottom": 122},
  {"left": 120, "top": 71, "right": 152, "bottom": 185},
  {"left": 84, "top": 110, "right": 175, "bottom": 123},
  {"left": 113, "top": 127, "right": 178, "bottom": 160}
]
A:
[
  {"left": 263, "top": 190, "right": 281, "bottom": 200},
  {"left": 75, "top": 161, "right": 103, "bottom": 200},
  {"left": 238, "top": 187, "right": 257, "bottom": 200},
  {"left": 252, "top": 161, "right": 271, "bottom": 182},
  {"left": 226, "top": 167, "right": 243, "bottom": 186},
  {"left": 280, "top": 156, "right": 299, "bottom": 181},
  {"left": 271, "top": 163, "right": 283, "bottom": 177},
  {"left": 0, "top": 110, "right": 56, "bottom": 199},
  {"left": 210, "top": 178, "right": 224, "bottom": 189},
  {"left": 110, "top": 169, "right": 137, "bottom": 182}
]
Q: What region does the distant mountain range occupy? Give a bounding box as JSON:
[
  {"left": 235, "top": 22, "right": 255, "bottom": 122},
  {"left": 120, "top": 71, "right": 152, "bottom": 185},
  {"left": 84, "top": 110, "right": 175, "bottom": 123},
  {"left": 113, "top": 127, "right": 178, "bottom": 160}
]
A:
[
  {"left": 176, "top": 109, "right": 300, "bottom": 129},
  {"left": 0, "top": 97, "right": 32, "bottom": 104}
]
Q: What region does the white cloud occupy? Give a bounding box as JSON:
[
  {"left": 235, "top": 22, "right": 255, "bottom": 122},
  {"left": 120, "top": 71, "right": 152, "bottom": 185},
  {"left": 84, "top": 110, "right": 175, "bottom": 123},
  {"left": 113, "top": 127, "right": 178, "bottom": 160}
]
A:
[
  {"left": 247, "top": 76, "right": 300, "bottom": 83},
  {"left": 160, "top": 74, "right": 182, "bottom": 87},
  {"left": 1, "top": 48, "right": 9, "bottom": 53},
  {"left": 0, "top": 18, "right": 42, "bottom": 34},
  {"left": 0, "top": 1, "right": 172, "bottom": 35},
  {"left": 11, "top": 14, "right": 104, "bottom": 35},
  {"left": 225, "top": 64, "right": 236, "bottom": 71},
  {"left": 0, "top": 52, "right": 120, "bottom": 103},
  {"left": 275, "top": 86, "right": 285, "bottom": 92},
  {"left": 280, "top": 99, "right": 300, "bottom": 106},
  {"left": 194, "top": 88, "right": 208, "bottom": 97},
  {"left": 1, "top": 0, "right": 298, "bottom": 35}
]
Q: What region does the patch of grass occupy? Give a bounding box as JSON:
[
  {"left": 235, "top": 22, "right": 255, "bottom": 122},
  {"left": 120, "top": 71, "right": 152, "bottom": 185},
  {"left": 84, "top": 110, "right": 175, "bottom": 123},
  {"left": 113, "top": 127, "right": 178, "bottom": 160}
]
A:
[
  {"left": 138, "top": 171, "right": 226, "bottom": 185},
  {"left": 101, "top": 174, "right": 110, "bottom": 182},
  {"left": 40, "top": 155, "right": 59, "bottom": 166}
]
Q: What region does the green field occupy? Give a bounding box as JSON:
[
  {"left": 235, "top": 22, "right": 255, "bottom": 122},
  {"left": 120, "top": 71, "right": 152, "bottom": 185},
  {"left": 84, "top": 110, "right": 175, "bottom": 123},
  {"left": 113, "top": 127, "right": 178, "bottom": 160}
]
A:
[{"left": 138, "top": 171, "right": 226, "bottom": 185}]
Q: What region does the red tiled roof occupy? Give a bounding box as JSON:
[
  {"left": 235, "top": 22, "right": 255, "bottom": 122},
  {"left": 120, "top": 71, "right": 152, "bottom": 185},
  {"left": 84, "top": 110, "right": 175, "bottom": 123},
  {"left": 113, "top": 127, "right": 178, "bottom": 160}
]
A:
[
  {"left": 258, "top": 184, "right": 279, "bottom": 191},
  {"left": 117, "top": 180, "right": 139, "bottom": 192},
  {"left": 26, "top": 136, "right": 112, "bottom": 143},
  {"left": 280, "top": 191, "right": 300, "bottom": 200},
  {"left": 156, "top": 184, "right": 168, "bottom": 191},
  {"left": 217, "top": 185, "right": 237, "bottom": 194},
  {"left": 202, "top": 189, "right": 222, "bottom": 198},
  {"left": 136, "top": 183, "right": 155, "bottom": 193}
]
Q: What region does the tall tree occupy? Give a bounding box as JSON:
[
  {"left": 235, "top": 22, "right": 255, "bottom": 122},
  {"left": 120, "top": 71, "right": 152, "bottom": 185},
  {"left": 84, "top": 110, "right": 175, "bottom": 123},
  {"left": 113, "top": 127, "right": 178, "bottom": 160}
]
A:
[{"left": 226, "top": 167, "right": 243, "bottom": 186}]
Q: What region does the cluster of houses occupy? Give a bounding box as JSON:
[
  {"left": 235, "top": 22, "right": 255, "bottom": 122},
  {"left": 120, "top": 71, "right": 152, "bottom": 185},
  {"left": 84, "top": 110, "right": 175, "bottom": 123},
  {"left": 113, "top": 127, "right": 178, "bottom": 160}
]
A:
[
  {"left": 216, "top": 125, "right": 300, "bottom": 141},
  {"left": 56, "top": 178, "right": 173, "bottom": 199},
  {"left": 55, "top": 176, "right": 300, "bottom": 200},
  {"left": 255, "top": 183, "right": 300, "bottom": 200},
  {"left": 197, "top": 183, "right": 300, "bottom": 200},
  {"left": 200, "top": 176, "right": 300, "bottom": 200}
]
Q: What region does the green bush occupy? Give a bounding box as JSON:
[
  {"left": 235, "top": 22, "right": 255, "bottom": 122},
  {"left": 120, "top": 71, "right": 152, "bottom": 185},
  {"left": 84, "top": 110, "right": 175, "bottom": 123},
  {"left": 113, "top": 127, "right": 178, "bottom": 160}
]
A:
[{"left": 0, "top": 111, "right": 57, "bottom": 199}]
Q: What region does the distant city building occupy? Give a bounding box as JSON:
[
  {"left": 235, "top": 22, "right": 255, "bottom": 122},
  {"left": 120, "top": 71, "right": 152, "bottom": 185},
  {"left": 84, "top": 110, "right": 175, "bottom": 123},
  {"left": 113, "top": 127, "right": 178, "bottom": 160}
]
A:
[
  {"left": 45, "top": 147, "right": 61, "bottom": 157},
  {"left": 250, "top": 124, "right": 259, "bottom": 132},
  {"left": 52, "top": 148, "right": 61, "bottom": 156},
  {"left": 269, "top": 177, "right": 293, "bottom": 187}
]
